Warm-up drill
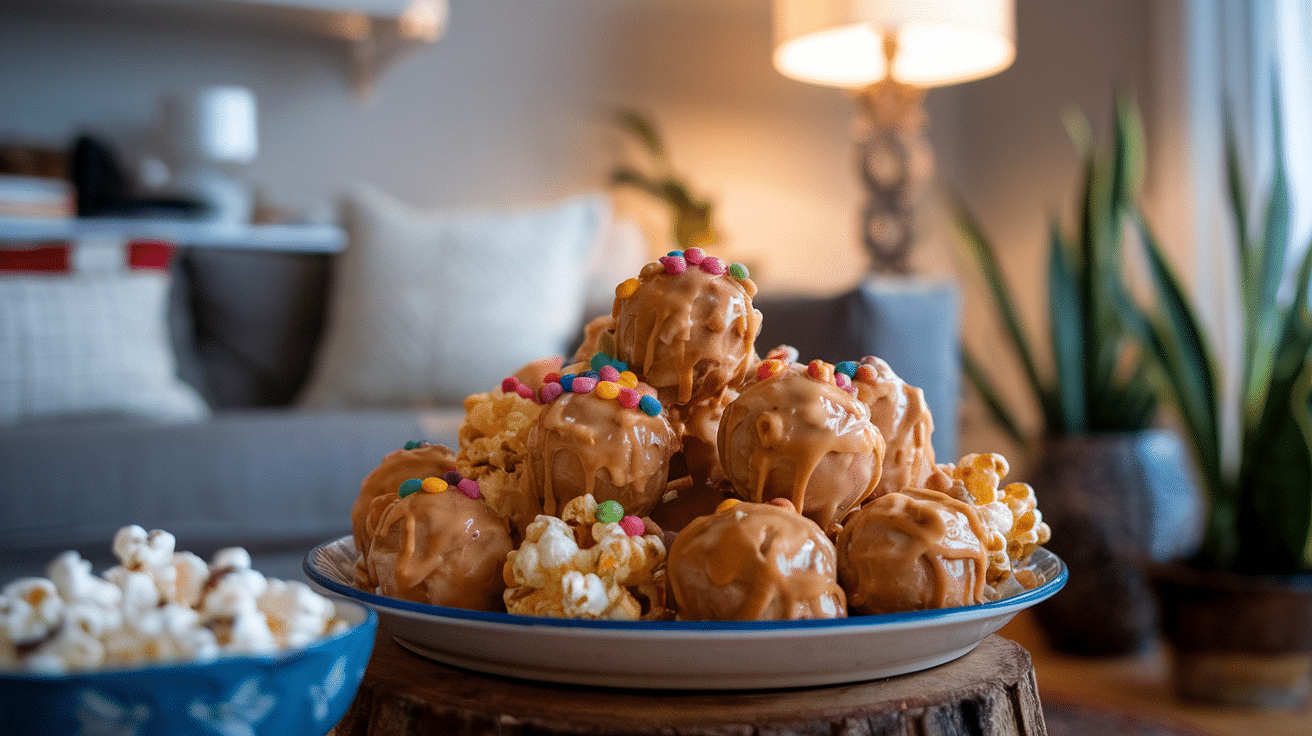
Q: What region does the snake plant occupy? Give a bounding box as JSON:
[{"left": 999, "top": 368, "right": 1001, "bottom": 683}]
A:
[
  {"left": 955, "top": 94, "right": 1158, "bottom": 445},
  {"left": 1123, "top": 92, "right": 1312, "bottom": 573}
]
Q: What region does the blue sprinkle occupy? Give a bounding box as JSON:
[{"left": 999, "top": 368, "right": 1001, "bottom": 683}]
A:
[
  {"left": 835, "top": 361, "right": 859, "bottom": 378},
  {"left": 399, "top": 478, "right": 423, "bottom": 498},
  {"left": 580, "top": 369, "right": 600, "bottom": 380},
  {"left": 612, "top": 359, "right": 628, "bottom": 373},
  {"left": 639, "top": 395, "right": 662, "bottom": 417},
  {"left": 560, "top": 373, "right": 576, "bottom": 391},
  {"left": 404, "top": 440, "right": 422, "bottom": 450},
  {"left": 667, "top": 250, "right": 683, "bottom": 258}
]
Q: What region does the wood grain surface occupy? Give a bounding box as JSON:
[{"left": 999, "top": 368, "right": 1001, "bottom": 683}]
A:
[{"left": 329, "top": 629, "right": 1046, "bottom": 735}]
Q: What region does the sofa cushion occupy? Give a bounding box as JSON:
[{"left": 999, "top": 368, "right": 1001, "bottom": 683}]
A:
[
  {"left": 299, "top": 184, "right": 609, "bottom": 409},
  {"left": 0, "top": 242, "right": 210, "bottom": 425},
  {"left": 0, "top": 408, "right": 463, "bottom": 556},
  {"left": 179, "top": 247, "right": 332, "bottom": 409}
]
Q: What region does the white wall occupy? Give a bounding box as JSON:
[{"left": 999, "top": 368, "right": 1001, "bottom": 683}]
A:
[{"left": 0, "top": 0, "right": 1177, "bottom": 458}]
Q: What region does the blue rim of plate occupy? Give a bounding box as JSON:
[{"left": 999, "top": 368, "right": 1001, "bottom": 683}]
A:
[
  {"left": 0, "top": 600, "right": 377, "bottom": 682},
  {"left": 304, "top": 536, "right": 1066, "bottom": 632}
]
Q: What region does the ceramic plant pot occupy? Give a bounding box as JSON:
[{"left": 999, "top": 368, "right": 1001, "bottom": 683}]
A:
[
  {"left": 1028, "top": 430, "right": 1202, "bottom": 655},
  {"left": 1153, "top": 563, "right": 1312, "bottom": 709}
]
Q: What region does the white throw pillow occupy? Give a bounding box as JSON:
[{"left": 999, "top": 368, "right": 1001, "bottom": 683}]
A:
[
  {"left": 0, "top": 271, "right": 210, "bottom": 424},
  {"left": 298, "top": 184, "right": 609, "bottom": 408}
]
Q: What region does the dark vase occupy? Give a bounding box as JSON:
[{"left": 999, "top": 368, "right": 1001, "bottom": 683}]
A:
[
  {"left": 1153, "top": 563, "right": 1312, "bottom": 709},
  {"left": 1027, "top": 430, "right": 1202, "bottom": 655}
]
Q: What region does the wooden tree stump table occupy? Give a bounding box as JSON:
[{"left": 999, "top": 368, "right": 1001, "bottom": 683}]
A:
[{"left": 329, "top": 629, "right": 1046, "bottom": 736}]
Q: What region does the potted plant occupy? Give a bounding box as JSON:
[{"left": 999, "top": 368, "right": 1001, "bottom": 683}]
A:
[
  {"left": 1123, "top": 94, "right": 1312, "bottom": 708},
  {"left": 956, "top": 96, "right": 1202, "bottom": 655},
  {"left": 609, "top": 109, "right": 717, "bottom": 253}
]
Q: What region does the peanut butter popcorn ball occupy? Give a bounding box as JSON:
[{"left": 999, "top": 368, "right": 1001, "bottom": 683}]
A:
[
  {"left": 667, "top": 499, "right": 846, "bottom": 620},
  {"left": 718, "top": 359, "right": 886, "bottom": 535},
  {"left": 525, "top": 357, "right": 679, "bottom": 520},
  {"left": 503, "top": 495, "right": 667, "bottom": 620},
  {"left": 351, "top": 441, "right": 459, "bottom": 563},
  {"left": 847, "top": 356, "right": 937, "bottom": 499},
  {"left": 836, "top": 488, "right": 991, "bottom": 614},
  {"left": 365, "top": 473, "right": 515, "bottom": 612},
  {"left": 611, "top": 248, "right": 761, "bottom": 411}
]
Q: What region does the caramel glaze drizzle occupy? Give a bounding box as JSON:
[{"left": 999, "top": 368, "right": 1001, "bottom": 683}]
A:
[
  {"left": 368, "top": 490, "right": 513, "bottom": 611},
  {"left": 668, "top": 503, "right": 845, "bottom": 620},
  {"left": 719, "top": 369, "right": 884, "bottom": 534},
  {"left": 528, "top": 389, "right": 678, "bottom": 519},
  {"left": 613, "top": 263, "right": 761, "bottom": 409},
  {"left": 839, "top": 488, "right": 990, "bottom": 613},
  {"left": 854, "top": 359, "right": 936, "bottom": 499}
]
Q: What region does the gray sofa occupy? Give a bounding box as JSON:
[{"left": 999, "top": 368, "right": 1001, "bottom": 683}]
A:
[{"left": 0, "top": 246, "right": 959, "bottom": 580}]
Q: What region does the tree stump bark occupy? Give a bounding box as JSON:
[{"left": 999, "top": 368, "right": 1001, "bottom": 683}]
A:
[{"left": 329, "top": 630, "right": 1046, "bottom": 736}]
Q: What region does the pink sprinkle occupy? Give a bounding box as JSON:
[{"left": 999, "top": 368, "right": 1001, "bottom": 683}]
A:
[
  {"left": 834, "top": 372, "right": 852, "bottom": 391},
  {"left": 617, "top": 387, "right": 641, "bottom": 408},
  {"left": 457, "top": 478, "right": 481, "bottom": 499},
  {"left": 516, "top": 383, "right": 534, "bottom": 399},
  {"left": 660, "top": 255, "right": 687, "bottom": 274},
  {"left": 700, "top": 256, "right": 726, "bottom": 275},
  {"left": 619, "top": 515, "right": 645, "bottom": 537},
  {"left": 571, "top": 376, "right": 598, "bottom": 394},
  {"left": 501, "top": 377, "right": 520, "bottom": 393},
  {"left": 598, "top": 365, "right": 620, "bottom": 382},
  {"left": 684, "top": 247, "right": 705, "bottom": 264},
  {"left": 539, "top": 382, "right": 564, "bottom": 403}
]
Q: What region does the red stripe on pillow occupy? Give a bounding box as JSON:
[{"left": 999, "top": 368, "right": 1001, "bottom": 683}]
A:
[
  {"left": 0, "top": 245, "right": 70, "bottom": 271},
  {"left": 128, "top": 241, "right": 176, "bottom": 271}
]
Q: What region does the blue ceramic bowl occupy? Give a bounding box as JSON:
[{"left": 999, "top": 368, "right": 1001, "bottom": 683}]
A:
[{"left": 0, "top": 599, "right": 376, "bottom": 736}]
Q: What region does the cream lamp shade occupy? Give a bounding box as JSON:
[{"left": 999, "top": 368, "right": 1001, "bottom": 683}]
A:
[{"left": 773, "top": 0, "right": 1015, "bottom": 88}]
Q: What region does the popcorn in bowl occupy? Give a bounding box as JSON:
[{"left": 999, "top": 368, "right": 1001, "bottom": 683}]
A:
[{"left": 0, "top": 526, "right": 376, "bottom": 736}]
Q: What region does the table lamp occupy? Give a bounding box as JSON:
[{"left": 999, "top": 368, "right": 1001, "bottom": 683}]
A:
[
  {"left": 162, "top": 86, "right": 260, "bottom": 224},
  {"left": 773, "top": 0, "right": 1015, "bottom": 274}
]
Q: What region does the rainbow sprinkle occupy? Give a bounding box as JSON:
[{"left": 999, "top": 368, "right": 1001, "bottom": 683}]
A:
[{"left": 499, "top": 352, "right": 663, "bottom": 415}]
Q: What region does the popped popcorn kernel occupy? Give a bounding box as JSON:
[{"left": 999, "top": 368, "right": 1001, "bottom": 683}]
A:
[{"left": 503, "top": 494, "right": 667, "bottom": 620}]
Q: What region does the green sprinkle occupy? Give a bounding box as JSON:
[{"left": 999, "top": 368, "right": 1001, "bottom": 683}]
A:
[
  {"left": 590, "top": 352, "right": 610, "bottom": 371},
  {"left": 404, "top": 440, "right": 422, "bottom": 450},
  {"left": 728, "top": 262, "right": 750, "bottom": 280},
  {"left": 399, "top": 478, "right": 423, "bottom": 498},
  {"left": 596, "top": 499, "right": 624, "bottom": 523}
]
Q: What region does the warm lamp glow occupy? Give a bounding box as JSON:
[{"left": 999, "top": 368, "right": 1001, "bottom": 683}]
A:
[{"left": 773, "top": 0, "right": 1015, "bottom": 89}]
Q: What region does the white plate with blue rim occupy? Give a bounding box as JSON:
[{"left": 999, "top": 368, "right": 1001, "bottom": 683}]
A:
[{"left": 304, "top": 536, "right": 1065, "bottom": 690}]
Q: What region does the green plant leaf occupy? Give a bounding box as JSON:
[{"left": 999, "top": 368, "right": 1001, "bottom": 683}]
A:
[
  {"left": 1047, "top": 224, "right": 1085, "bottom": 432},
  {"left": 1130, "top": 213, "right": 1223, "bottom": 497},
  {"left": 961, "top": 351, "right": 1027, "bottom": 446},
  {"left": 615, "top": 109, "right": 666, "bottom": 160},
  {"left": 1243, "top": 93, "right": 1292, "bottom": 429},
  {"left": 954, "top": 202, "right": 1050, "bottom": 415}
]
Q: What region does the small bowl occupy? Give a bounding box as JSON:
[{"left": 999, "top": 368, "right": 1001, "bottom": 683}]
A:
[{"left": 0, "top": 599, "right": 376, "bottom": 736}]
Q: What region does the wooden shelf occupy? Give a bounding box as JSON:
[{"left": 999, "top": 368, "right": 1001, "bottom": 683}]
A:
[
  {"left": 11, "top": 0, "right": 447, "bottom": 96},
  {"left": 0, "top": 215, "right": 345, "bottom": 253}
]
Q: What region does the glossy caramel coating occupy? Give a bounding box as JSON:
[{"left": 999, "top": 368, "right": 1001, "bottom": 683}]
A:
[
  {"left": 612, "top": 261, "right": 761, "bottom": 410},
  {"left": 667, "top": 501, "right": 845, "bottom": 620},
  {"left": 836, "top": 488, "right": 989, "bottom": 614},
  {"left": 365, "top": 488, "right": 514, "bottom": 611},
  {"left": 718, "top": 364, "right": 885, "bottom": 534},
  {"left": 351, "top": 443, "right": 459, "bottom": 561},
  {"left": 526, "top": 386, "right": 678, "bottom": 519},
  {"left": 853, "top": 357, "right": 936, "bottom": 498}
]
